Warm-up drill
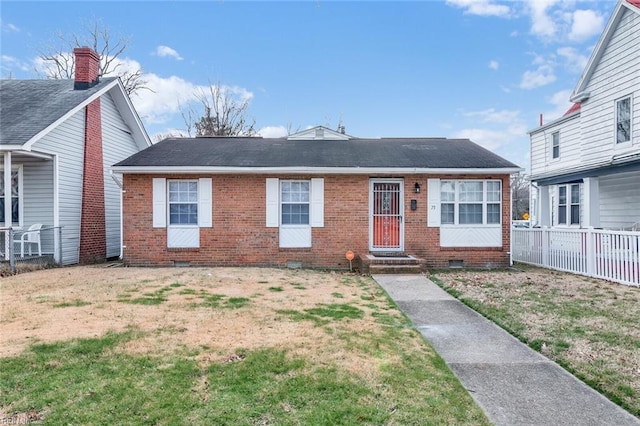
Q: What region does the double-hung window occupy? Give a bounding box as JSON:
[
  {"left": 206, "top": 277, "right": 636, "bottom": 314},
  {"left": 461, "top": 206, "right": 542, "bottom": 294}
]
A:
[
  {"left": 168, "top": 181, "right": 198, "bottom": 225},
  {"left": 440, "top": 180, "right": 501, "bottom": 225},
  {"left": 281, "top": 181, "right": 310, "bottom": 225},
  {"left": 557, "top": 184, "right": 580, "bottom": 225},
  {"left": 552, "top": 131, "right": 560, "bottom": 159},
  {"left": 0, "top": 168, "right": 20, "bottom": 226},
  {"left": 152, "top": 177, "right": 212, "bottom": 249},
  {"left": 265, "top": 178, "right": 324, "bottom": 249},
  {"left": 616, "top": 96, "right": 631, "bottom": 144}
]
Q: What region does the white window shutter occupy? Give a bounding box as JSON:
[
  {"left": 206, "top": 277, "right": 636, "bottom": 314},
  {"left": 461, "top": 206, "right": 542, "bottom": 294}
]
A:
[
  {"left": 152, "top": 178, "right": 166, "bottom": 228},
  {"left": 427, "top": 178, "right": 440, "bottom": 227},
  {"left": 311, "top": 178, "right": 324, "bottom": 227},
  {"left": 266, "top": 178, "right": 279, "bottom": 227},
  {"left": 198, "top": 178, "right": 212, "bottom": 227}
]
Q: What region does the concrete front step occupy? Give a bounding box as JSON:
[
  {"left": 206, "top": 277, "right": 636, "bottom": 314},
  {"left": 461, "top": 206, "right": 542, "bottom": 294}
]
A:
[
  {"left": 357, "top": 253, "right": 427, "bottom": 274},
  {"left": 368, "top": 264, "right": 424, "bottom": 274}
]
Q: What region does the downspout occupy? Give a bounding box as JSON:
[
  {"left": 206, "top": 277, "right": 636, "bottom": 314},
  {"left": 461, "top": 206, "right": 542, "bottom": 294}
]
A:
[
  {"left": 110, "top": 170, "right": 125, "bottom": 260},
  {"left": 509, "top": 174, "right": 513, "bottom": 267}
]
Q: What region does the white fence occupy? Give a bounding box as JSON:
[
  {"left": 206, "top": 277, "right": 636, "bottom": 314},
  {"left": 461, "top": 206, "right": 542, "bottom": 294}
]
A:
[{"left": 512, "top": 227, "right": 640, "bottom": 287}]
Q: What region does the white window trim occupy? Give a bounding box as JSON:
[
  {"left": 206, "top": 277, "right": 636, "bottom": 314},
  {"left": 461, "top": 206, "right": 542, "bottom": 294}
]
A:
[
  {"left": 555, "top": 183, "right": 580, "bottom": 227},
  {"left": 280, "top": 179, "right": 311, "bottom": 227},
  {"left": 614, "top": 95, "right": 633, "bottom": 146},
  {"left": 439, "top": 180, "right": 502, "bottom": 226},
  {"left": 265, "top": 178, "right": 324, "bottom": 248},
  {"left": 167, "top": 179, "right": 199, "bottom": 227},
  {"left": 551, "top": 131, "right": 560, "bottom": 160},
  {"left": 152, "top": 177, "right": 212, "bottom": 249},
  {"left": 0, "top": 165, "right": 23, "bottom": 228}
]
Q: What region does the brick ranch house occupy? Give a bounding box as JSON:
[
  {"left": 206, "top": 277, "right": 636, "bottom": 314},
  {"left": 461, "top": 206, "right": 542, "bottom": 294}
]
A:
[{"left": 112, "top": 126, "right": 521, "bottom": 270}]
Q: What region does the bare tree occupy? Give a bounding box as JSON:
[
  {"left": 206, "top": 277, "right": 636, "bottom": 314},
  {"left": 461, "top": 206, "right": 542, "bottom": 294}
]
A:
[
  {"left": 38, "top": 19, "right": 147, "bottom": 95},
  {"left": 182, "top": 81, "right": 256, "bottom": 137},
  {"left": 511, "top": 172, "right": 530, "bottom": 220}
]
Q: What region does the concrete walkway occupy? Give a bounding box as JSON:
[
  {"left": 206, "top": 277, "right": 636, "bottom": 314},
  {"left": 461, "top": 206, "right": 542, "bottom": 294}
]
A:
[{"left": 373, "top": 274, "right": 639, "bottom": 426}]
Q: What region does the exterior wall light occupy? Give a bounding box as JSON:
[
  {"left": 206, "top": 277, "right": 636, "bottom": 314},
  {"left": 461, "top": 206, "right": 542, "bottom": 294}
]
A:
[{"left": 414, "top": 182, "right": 421, "bottom": 193}]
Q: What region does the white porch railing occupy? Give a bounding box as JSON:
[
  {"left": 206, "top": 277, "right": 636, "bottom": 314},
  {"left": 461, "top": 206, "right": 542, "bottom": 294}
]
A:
[{"left": 512, "top": 228, "right": 640, "bottom": 287}]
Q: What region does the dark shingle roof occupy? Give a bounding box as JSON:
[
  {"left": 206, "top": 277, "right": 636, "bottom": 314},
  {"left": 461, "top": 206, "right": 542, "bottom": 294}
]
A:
[
  {"left": 0, "top": 78, "right": 116, "bottom": 145},
  {"left": 114, "top": 137, "right": 520, "bottom": 170}
]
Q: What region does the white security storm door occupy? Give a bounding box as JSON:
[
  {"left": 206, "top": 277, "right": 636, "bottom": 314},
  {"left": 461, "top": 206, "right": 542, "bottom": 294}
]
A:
[{"left": 370, "top": 180, "right": 404, "bottom": 252}]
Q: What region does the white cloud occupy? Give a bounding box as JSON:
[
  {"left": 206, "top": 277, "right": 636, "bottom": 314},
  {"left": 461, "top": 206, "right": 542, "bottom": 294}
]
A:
[
  {"left": 463, "top": 108, "right": 520, "bottom": 124},
  {"left": 451, "top": 123, "right": 527, "bottom": 152},
  {"left": 556, "top": 46, "right": 588, "bottom": 73},
  {"left": 525, "top": 0, "right": 559, "bottom": 39},
  {"left": 543, "top": 89, "right": 574, "bottom": 121},
  {"left": 445, "top": 0, "right": 511, "bottom": 17},
  {"left": 257, "top": 126, "right": 288, "bottom": 138},
  {"left": 488, "top": 60, "right": 500, "bottom": 70},
  {"left": 519, "top": 64, "right": 556, "bottom": 89},
  {"left": 569, "top": 9, "right": 604, "bottom": 42},
  {"left": 154, "top": 45, "right": 183, "bottom": 61},
  {"left": 1, "top": 55, "right": 31, "bottom": 75},
  {"left": 1, "top": 20, "right": 19, "bottom": 32}
]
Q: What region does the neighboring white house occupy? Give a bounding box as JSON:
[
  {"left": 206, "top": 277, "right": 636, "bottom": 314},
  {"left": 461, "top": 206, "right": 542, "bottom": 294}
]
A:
[
  {"left": 0, "top": 47, "right": 151, "bottom": 264},
  {"left": 528, "top": 0, "right": 640, "bottom": 231}
]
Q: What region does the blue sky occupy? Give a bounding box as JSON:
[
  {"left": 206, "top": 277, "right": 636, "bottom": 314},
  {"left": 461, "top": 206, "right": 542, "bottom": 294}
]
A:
[{"left": 0, "top": 0, "right": 618, "bottom": 169}]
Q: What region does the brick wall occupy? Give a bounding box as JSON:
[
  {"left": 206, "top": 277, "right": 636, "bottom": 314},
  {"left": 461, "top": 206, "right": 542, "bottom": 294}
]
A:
[
  {"left": 79, "top": 99, "right": 107, "bottom": 263},
  {"left": 73, "top": 47, "right": 100, "bottom": 89},
  {"left": 122, "top": 173, "right": 511, "bottom": 269}
]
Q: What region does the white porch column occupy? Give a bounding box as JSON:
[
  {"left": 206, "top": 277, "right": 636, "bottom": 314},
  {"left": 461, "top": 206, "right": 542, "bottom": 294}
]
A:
[
  {"left": 583, "top": 177, "right": 600, "bottom": 228},
  {"left": 3, "top": 152, "right": 11, "bottom": 227},
  {"left": 538, "top": 184, "right": 551, "bottom": 227}
]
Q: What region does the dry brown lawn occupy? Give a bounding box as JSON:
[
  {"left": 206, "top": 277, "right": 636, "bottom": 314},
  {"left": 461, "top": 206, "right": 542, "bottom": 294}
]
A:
[
  {"left": 1, "top": 265, "right": 393, "bottom": 366},
  {"left": 433, "top": 264, "right": 640, "bottom": 416}
]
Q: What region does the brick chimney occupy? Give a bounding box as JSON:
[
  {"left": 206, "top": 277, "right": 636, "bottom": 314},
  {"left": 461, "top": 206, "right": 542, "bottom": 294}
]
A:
[{"left": 73, "top": 47, "right": 100, "bottom": 90}]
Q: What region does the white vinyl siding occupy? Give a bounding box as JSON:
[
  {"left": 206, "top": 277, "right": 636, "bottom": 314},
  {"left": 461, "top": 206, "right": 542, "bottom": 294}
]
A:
[
  {"left": 32, "top": 109, "right": 85, "bottom": 265},
  {"left": 598, "top": 171, "right": 640, "bottom": 229},
  {"left": 579, "top": 7, "right": 639, "bottom": 164},
  {"left": 101, "top": 92, "right": 141, "bottom": 258},
  {"left": 530, "top": 116, "right": 581, "bottom": 177}
]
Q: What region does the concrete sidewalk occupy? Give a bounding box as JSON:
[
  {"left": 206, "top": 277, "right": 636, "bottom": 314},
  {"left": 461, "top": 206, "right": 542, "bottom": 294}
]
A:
[{"left": 373, "top": 274, "right": 639, "bottom": 426}]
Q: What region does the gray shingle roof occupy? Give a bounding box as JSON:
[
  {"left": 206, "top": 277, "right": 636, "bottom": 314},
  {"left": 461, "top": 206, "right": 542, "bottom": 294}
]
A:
[
  {"left": 114, "top": 137, "right": 520, "bottom": 170},
  {"left": 0, "top": 78, "right": 116, "bottom": 145}
]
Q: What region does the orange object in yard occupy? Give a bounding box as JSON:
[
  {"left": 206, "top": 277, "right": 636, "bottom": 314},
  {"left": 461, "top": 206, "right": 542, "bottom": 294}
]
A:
[{"left": 345, "top": 250, "right": 355, "bottom": 261}]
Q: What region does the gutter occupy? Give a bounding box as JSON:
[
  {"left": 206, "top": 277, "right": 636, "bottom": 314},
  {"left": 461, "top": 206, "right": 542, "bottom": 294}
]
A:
[{"left": 111, "top": 166, "right": 524, "bottom": 175}]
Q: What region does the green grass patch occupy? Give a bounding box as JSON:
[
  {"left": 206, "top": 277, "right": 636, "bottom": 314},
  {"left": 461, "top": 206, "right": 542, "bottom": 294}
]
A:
[
  {"left": 52, "top": 300, "right": 91, "bottom": 308},
  {"left": 306, "top": 303, "right": 364, "bottom": 320},
  {"left": 331, "top": 292, "right": 344, "bottom": 298},
  {"left": 268, "top": 286, "right": 284, "bottom": 292}
]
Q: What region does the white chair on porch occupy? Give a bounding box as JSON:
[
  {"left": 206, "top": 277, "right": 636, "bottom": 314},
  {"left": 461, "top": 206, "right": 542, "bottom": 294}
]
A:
[{"left": 14, "top": 223, "right": 43, "bottom": 257}]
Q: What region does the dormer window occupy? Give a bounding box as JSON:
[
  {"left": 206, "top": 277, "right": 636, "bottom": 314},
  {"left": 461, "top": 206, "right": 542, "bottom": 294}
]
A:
[{"left": 616, "top": 96, "right": 631, "bottom": 144}]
